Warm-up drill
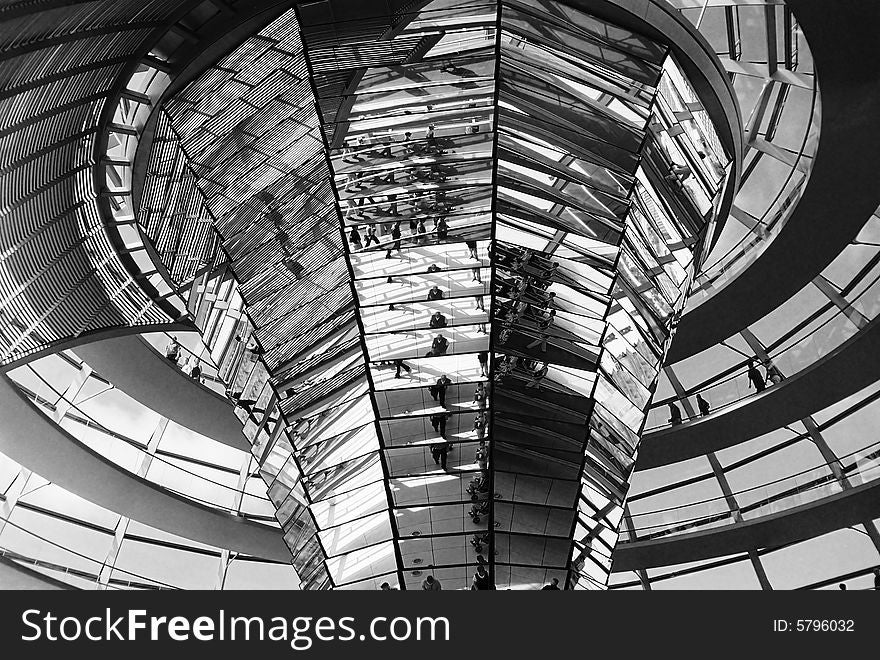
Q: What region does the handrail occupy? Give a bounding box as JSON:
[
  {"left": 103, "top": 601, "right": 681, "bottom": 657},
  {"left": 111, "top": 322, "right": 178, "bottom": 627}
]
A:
[{"left": 15, "top": 367, "right": 275, "bottom": 515}]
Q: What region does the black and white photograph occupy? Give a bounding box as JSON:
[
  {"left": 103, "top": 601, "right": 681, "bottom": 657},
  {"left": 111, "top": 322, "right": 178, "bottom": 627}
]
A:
[{"left": 0, "top": 0, "right": 875, "bottom": 653}]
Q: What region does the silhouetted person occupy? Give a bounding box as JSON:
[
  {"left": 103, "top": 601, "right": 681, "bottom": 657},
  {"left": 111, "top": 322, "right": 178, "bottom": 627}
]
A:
[
  {"left": 425, "top": 124, "right": 438, "bottom": 150},
  {"left": 385, "top": 193, "right": 399, "bottom": 216},
  {"left": 668, "top": 402, "right": 683, "bottom": 426},
  {"left": 348, "top": 225, "right": 362, "bottom": 250},
  {"left": 765, "top": 361, "right": 783, "bottom": 385},
  {"left": 475, "top": 441, "right": 488, "bottom": 473},
  {"left": 874, "top": 568, "right": 880, "bottom": 590},
  {"left": 422, "top": 575, "right": 442, "bottom": 591},
  {"left": 379, "top": 582, "right": 395, "bottom": 590},
  {"left": 434, "top": 374, "right": 452, "bottom": 407},
  {"left": 165, "top": 336, "right": 181, "bottom": 364},
  {"left": 385, "top": 222, "right": 402, "bottom": 258},
  {"left": 696, "top": 393, "right": 710, "bottom": 416},
  {"left": 364, "top": 225, "right": 380, "bottom": 247},
  {"left": 839, "top": 583, "right": 847, "bottom": 590},
  {"left": 466, "top": 239, "right": 478, "bottom": 260},
  {"left": 431, "top": 334, "right": 449, "bottom": 356},
  {"left": 427, "top": 264, "right": 442, "bottom": 273},
  {"left": 430, "top": 412, "right": 449, "bottom": 438},
  {"left": 478, "top": 351, "right": 488, "bottom": 377},
  {"left": 541, "top": 578, "right": 560, "bottom": 590},
  {"left": 430, "top": 442, "right": 448, "bottom": 470},
  {"left": 429, "top": 311, "right": 447, "bottom": 329},
  {"left": 474, "top": 382, "right": 487, "bottom": 408},
  {"left": 436, "top": 217, "right": 448, "bottom": 241},
  {"left": 473, "top": 413, "right": 486, "bottom": 440},
  {"left": 747, "top": 359, "right": 766, "bottom": 392},
  {"left": 472, "top": 565, "right": 490, "bottom": 590},
  {"left": 394, "top": 359, "right": 411, "bottom": 378},
  {"left": 427, "top": 285, "right": 444, "bottom": 301}
]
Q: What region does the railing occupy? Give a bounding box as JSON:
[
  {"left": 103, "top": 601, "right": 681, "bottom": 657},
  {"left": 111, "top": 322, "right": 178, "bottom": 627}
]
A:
[
  {"left": 621, "top": 440, "right": 880, "bottom": 542},
  {"left": 12, "top": 370, "right": 277, "bottom": 521},
  {"left": 644, "top": 261, "right": 878, "bottom": 431}
]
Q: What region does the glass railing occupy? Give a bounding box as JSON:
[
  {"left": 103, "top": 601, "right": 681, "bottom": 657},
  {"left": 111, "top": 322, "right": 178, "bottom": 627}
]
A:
[
  {"left": 0, "top": 525, "right": 178, "bottom": 591},
  {"left": 644, "top": 263, "right": 879, "bottom": 431},
  {"left": 621, "top": 439, "right": 880, "bottom": 542},
  {"left": 141, "top": 331, "right": 230, "bottom": 396},
  {"left": 11, "top": 371, "right": 276, "bottom": 521},
  {"left": 686, "top": 80, "right": 820, "bottom": 309}
]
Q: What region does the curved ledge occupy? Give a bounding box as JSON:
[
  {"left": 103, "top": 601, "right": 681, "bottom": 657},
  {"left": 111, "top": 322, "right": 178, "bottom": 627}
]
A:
[
  {"left": 667, "top": 0, "right": 880, "bottom": 363},
  {"left": 73, "top": 334, "right": 249, "bottom": 452},
  {"left": 0, "top": 375, "right": 288, "bottom": 562},
  {"left": 637, "top": 314, "right": 880, "bottom": 470},
  {"left": 0, "top": 321, "right": 195, "bottom": 377},
  {"left": 612, "top": 477, "right": 880, "bottom": 572},
  {"left": 0, "top": 555, "right": 75, "bottom": 590}
]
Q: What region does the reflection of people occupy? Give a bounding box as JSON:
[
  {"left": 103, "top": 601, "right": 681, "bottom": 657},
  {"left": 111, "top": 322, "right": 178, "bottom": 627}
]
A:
[
  {"left": 394, "top": 359, "right": 412, "bottom": 379},
  {"left": 422, "top": 575, "right": 442, "bottom": 591},
  {"left": 165, "top": 337, "right": 180, "bottom": 364},
  {"left": 434, "top": 374, "right": 452, "bottom": 407},
  {"left": 541, "top": 578, "right": 560, "bottom": 590},
  {"left": 436, "top": 217, "right": 448, "bottom": 241},
  {"left": 472, "top": 565, "right": 490, "bottom": 590},
  {"left": 478, "top": 351, "right": 489, "bottom": 378},
  {"left": 427, "top": 264, "right": 442, "bottom": 274},
  {"left": 348, "top": 225, "right": 362, "bottom": 250},
  {"left": 429, "top": 311, "right": 447, "bottom": 329},
  {"left": 385, "top": 222, "right": 401, "bottom": 258},
  {"left": 474, "top": 382, "right": 487, "bottom": 408},
  {"left": 188, "top": 357, "right": 202, "bottom": 381},
  {"left": 385, "top": 193, "right": 399, "bottom": 216},
  {"left": 473, "top": 413, "right": 486, "bottom": 440},
  {"left": 426, "top": 124, "right": 438, "bottom": 151},
  {"left": 430, "top": 412, "right": 449, "bottom": 438},
  {"left": 431, "top": 334, "right": 449, "bottom": 356},
  {"left": 427, "top": 285, "right": 444, "bottom": 301},
  {"left": 364, "top": 225, "right": 380, "bottom": 247},
  {"left": 475, "top": 441, "right": 488, "bottom": 472},
  {"left": 466, "top": 239, "right": 478, "bottom": 260},
  {"left": 431, "top": 442, "right": 448, "bottom": 470}
]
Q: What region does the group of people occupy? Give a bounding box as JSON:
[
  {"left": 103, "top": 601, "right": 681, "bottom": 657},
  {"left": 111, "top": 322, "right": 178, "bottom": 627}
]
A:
[
  {"left": 165, "top": 336, "right": 203, "bottom": 381},
  {"left": 348, "top": 118, "right": 498, "bottom": 592},
  {"left": 666, "top": 356, "right": 785, "bottom": 426},
  {"left": 380, "top": 572, "right": 562, "bottom": 591},
  {"left": 747, "top": 358, "right": 783, "bottom": 392}
]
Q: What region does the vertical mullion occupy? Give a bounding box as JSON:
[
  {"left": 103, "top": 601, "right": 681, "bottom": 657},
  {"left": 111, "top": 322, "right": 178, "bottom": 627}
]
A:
[
  {"left": 486, "top": 0, "right": 503, "bottom": 591},
  {"left": 295, "top": 6, "right": 408, "bottom": 591}
]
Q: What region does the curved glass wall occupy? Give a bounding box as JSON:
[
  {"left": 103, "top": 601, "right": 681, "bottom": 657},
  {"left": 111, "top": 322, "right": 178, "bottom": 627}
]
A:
[
  {"left": 617, "top": 376, "right": 880, "bottom": 576},
  {"left": 0, "top": 450, "right": 298, "bottom": 590},
  {"left": 671, "top": 0, "right": 821, "bottom": 309},
  {"left": 646, "top": 211, "right": 880, "bottom": 429},
  {"left": 132, "top": 0, "right": 739, "bottom": 591},
  {"left": 6, "top": 351, "right": 276, "bottom": 522}
]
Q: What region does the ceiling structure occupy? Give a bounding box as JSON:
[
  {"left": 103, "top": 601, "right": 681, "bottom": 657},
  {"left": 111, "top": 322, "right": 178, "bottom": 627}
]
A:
[{"left": 1, "top": 0, "right": 880, "bottom": 591}]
